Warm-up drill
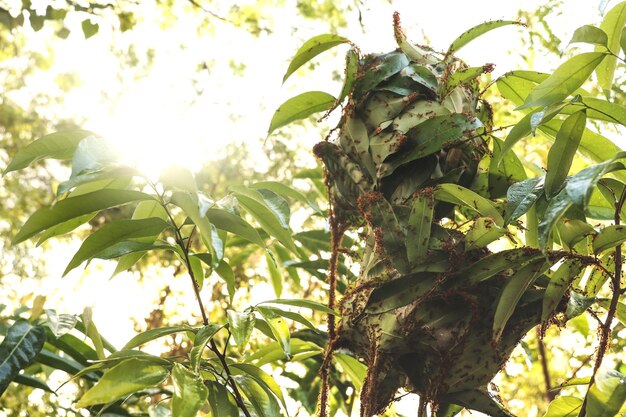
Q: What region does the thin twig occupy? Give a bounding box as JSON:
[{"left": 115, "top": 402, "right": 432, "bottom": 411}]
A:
[{"left": 536, "top": 327, "right": 556, "bottom": 402}]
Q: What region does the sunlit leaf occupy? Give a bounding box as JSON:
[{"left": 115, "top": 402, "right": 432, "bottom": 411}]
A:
[
  {"left": 593, "top": 225, "right": 626, "bottom": 253},
  {"left": 542, "top": 259, "right": 585, "bottom": 322},
  {"left": 63, "top": 218, "right": 171, "bottom": 276},
  {"left": 171, "top": 191, "right": 217, "bottom": 263},
  {"left": 544, "top": 396, "right": 582, "bottom": 417},
  {"left": 70, "top": 136, "right": 120, "bottom": 178},
  {"left": 250, "top": 181, "right": 323, "bottom": 215},
  {"left": 123, "top": 326, "right": 194, "bottom": 350},
  {"left": 545, "top": 110, "right": 587, "bottom": 197},
  {"left": 569, "top": 25, "right": 608, "bottom": 46},
  {"left": 0, "top": 320, "right": 46, "bottom": 395},
  {"left": 493, "top": 259, "right": 549, "bottom": 343},
  {"left": 44, "top": 310, "right": 77, "bottom": 338},
  {"left": 4, "top": 130, "right": 94, "bottom": 174},
  {"left": 13, "top": 189, "right": 155, "bottom": 244},
  {"left": 596, "top": 2, "right": 626, "bottom": 93},
  {"left": 266, "top": 251, "right": 283, "bottom": 298},
  {"left": 339, "top": 47, "right": 359, "bottom": 101},
  {"left": 233, "top": 374, "right": 281, "bottom": 417},
  {"left": 206, "top": 381, "right": 239, "bottom": 417},
  {"left": 518, "top": 52, "right": 606, "bottom": 109},
  {"left": 231, "top": 363, "right": 287, "bottom": 411},
  {"left": 75, "top": 358, "right": 169, "bottom": 407},
  {"left": 282, "top": 34, "right": 350, "bottom": 83},
  {"left": 206, "top": 208, "right": 265, "bottom": 247},
  {"left": 160, "top": 166, "right": 198, "bottom": 193},
  {"left": 434, "top": 184, "right": 504, "bottom": 225},
  {"left": 13, "top": 373, "right": 54, "bottom": 394},
  {"left": 586, "top": 370, "right": 626, "bottom": 417},
  {"left": 228, "top": 310, "right": 256, "bottom": 351},
  {"left": 256, "top": 307, "right": 291, "bottom": 358},
  {"left": 447, "top": 20, "right": 521, "bottom": 55},
  {"left": 334, "top": 353, "right": 366, "bottom": 392},
  {"left": 465, "top": 217, "right": 506, "bottom": 250},
  {"left": 489, "top": 136, "right": 527, "bottom": 198},
  {"left": 407, "top": 192, "right": 434, "bottom": 264},
  {"left": 538, "top": 188, "right": 574, "bottom": 248},
  {"left": 258, "top": 298, "right": 338, "bottom": 316},
  {"left": 268, "top": 91, "right": 335, "bottom": 135},
  {"left": 171, "top": 363, "right": 208, "bottom": 417}
]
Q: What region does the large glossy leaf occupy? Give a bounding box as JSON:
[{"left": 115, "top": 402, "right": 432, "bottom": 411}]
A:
[
  {"left": 75, "top": 358, "right": 169, "bottom": 407},
  {"left": 228, "top": 310, "right": 256, "bottom": 351},
  {"left": 231, "top": 363, "right": 287, "bottom": 411},
  {"left": 233, "top": 374, "right": 281, "bottom": 417},
  {"left": 258, "top": 298, "right": 338, "bottom": 316},
  {"left": 250, "top": 181, "right": 323, "bottom": 215},
  {"left": 570, "top": 25, "right": 608, "bottom": 46},
  {"left": 383, "top": 114, "right": 483, "bottom": 175},
  {"left": 256, "top": 307, "right": 290, "bottom": 358},
  {"left": 82, "top": 307, "right": 106, "bottom": 360},
  {"left": 160, "top": 166, "right": 197, "bottom": 193},
  {"left": 542, "top": 259, "right": 585, "bottom": 322},
  {"left": 70, "top": 136, "right": 120, "bottom": 178},
  {"left": 506, "top": 177, "right": 544, "bottom": 224},
  {"left": 13, "top": 373, "right": 54, "bottom": 394},
  {"left": 497, "top": 111, "right": 535, "bottom": 164},
  {"left": 339, "top": 47, "right": 359, "bottom": 101},
  {"left": 4, "top": 129, "right": 94, "bottom": 174},
  {"left": 123, "top": 326, "right": 194, "bottom": 350},
  {"left": 44, "top": 309, "right": 77, "bottom": 338},
  {"left": 407, "top": 192, "right": 434, "bottom": 264},
  {"left": 334, "top": 353, "right": 367, "bottom": 392},
  {"left": 576, "top": 97, "right": 626, "bottom": 126},
  {"left": 447, "top": 20, "right": 520, "bottom": 55},
  {"left": 231, "top": 186, "right": 298, "bottom": 253},
  {"left": 215, "top": 261, "right": 236, "bottom": 302},
  {"left": 586, "top": 370, "right": 626, "bottom": 417},
  {"left": 518, "top": 52, "right": 606, "bottom": 109},
  {"left": 189, "top": 324, "right": 222, "bottom": 372},
  {"left": 206, "top": 381, "right": 239, "bottom": 417},
  {"left": 596, "top": 2, "right": 626, "bottom": 93},
  {"left": 353, "top": 51, "right": 409, "bottom": 97},
  {"left": 0, "top": 320, "right": 46, "bottom": 395},
  {"left": 538, "top": 188, "right": 574, "bottom": 248},
  {"left": 489, "top": 136, "right": 527, "bottom": 198},
  {"left": 434, "top": 184, "right": 504, "bottom": 225},
  {"left": 171, "top": 363, "right": 208, "bottom": 417},
  {"left": 63, "top": 218, "right": 171, "bottom": 276},
  {"left": 493, "top": 259, "right": 549, "bottom": 343},
  {"left": 440, "top": 66, "right": 488, "bottom": 97},
  {"left": 282, "top": 34, "right": 350, "bottom": 83},
  {"left": 460, "top": 248, "right": 545, "bottom": 285},
  {"left": 35, "top": 349, "right": 84, "bottom": 376},
  {"left": 266, "top": 251, "right": 283, "bottom": 298},
  {"left": 593, "top": 225, "right": 626, "bottom": 254},
  {"left": 268, "top": 91, "right": 335, "bottom": 135},
  {"left": 171, "top": 191, "right": 217, "bottom": 263},
  {"left": 244, "top": 339, "right": 322, "bottom": 366},
  {"left": 13, "top": 189, "right": 155, "bottom": 244},
  {"left": 206, "top": 208, "right": 265, "bottom": 247},
  {"left": 544, "top": 396, "right": 582, "bottom": 417},
  {"left": 545, "top": 110, "right": 587, "bottom": 197},
  {"left": 465, "top": 217, "right": 506, "bottom": 250},
  {"left": 566, "top": 153, "right": 626, "bottom": 206}
]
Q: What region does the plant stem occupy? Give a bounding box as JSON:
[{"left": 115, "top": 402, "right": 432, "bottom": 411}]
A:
[
  {"left": 536, "top": 327, "right": 555, "bottom": 402},
  {"left": 578, "top": 188, "right": 626, "bottom": 416}
]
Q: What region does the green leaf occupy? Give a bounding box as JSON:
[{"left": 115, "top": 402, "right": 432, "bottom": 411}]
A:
[
  {"left": 94, "top": 241, "right": 173, "bottom": 260},
  {"left": 13, "top": 373, "right": 54, "bottom": 393},
  {"left": 35, "top": 349, "right": 83, "bottom": 376},
  {"left": 383, "top": 114, "right": 483, "bottom": 175},
  {"left": 228, "top": 310, "right": 256, "bottom": 350},
  {"left": 13, "top": 189, "right": 155, "bottom": 244},
  {"left": 586, "top": 370, "right": 626, "bottom": 417},
  {"left": 458, "top": 248, "right": 544, "bottom": 285},
  {"left": 434, "top": 184, "right": 504, "bottom": 226},
  {"left": 493, "top": 259, "right": 549, "bottom": 343},
  {"left": 497, "top": 112, "right": 535, "bottom": 164},
  {"left": 556, "top": 219, "right": 595, "bottom": 250},
  {"left": 250, "top": 181, "right": 323, "bottom": 215},
  {"left": 593, "top": 225, "right": 626, "bottom": 253},
  {"left": 596, "top": 2, "right": 626, "bottom": 93},
  {"left": 244, "top": 339, "right": 322, "bottom": 366},
  {"left": 518, "top": 52, "right": 607, "bottom": 109},
  {"left": 4, "top": 130, "right": 94, "bottom": 174},
  {"left": 538, "top": 188, "right": 574, "bottom": 248},
  {"left": 542, "top": 259, "right": 585, "bottom": 322},
  {"left": 441, "top": 66, "right": 489, "bottom": 97},
  {"left": 81, "top": 19, "right": 99, "bottom": 39},
  {"left": 570, "top": 25, "right": 608, "bottom": 46},
  {"left": 268, "top": 91, "right": 335, "bottom": 135},
  {"left": 353, "top": 51, "right": 410, "bottom": 97},
  {"left": 215, "top": 261, "right": 236, "bottom": 302},
  {"left": 81, "top": 307, "right": 106, "bottom": 360},
  {"left": 171, "top": 191, "right": 216, "bottom": 263},
  {"left": 75, "top": 358, "right": 169, "bottom": 407},
  {"left": 489, "top": 136, "right": 527, "bottom": 198},
  {"left": 282, "top": 34, "right": 350, "bottom": 83},
  {"left": 334, "top": 353, "right": 366, "bottom": 392},
  {"left": 231, "top": 187, "right": 298, "bottom": 254},
  {"left": 63, "top": 218, "right": 171, "bottom": 276},
  {"left": 266, "top": 251, "right": 283, "bottom": 298},
  {"left": 465, "top": 217, "right": 506, "bottom": 250},
  {"left": 546, "top": 110, "right": 587, "bottom": 197},
  {"left": 206, "top": 381, "right": 239, "bottom": 417},
  {"left": 407, "top": 192, "right": 434, "bottom": 264},
  {"left": 0, "top": 320, "right": 46, "bottom": 395},
  {"left": 190, "top": 324, "right": 222, "bottom": 372},
  {"left": 622, "top": 25, "right": 626, "bottom": 55},
  {"left": 256, "top": 307, "right": 290, "bottom": 358},
  {"left": 447, "top": 20, "right": 521, "bottom": 55},
  {"left": 233, "top": 374, "right": 281, "bottom": 417},
  {"left": 544, "top": 396, "right": 582, "bottom": 417},
  {"left": 123, "top": 326, "right": 193, "bottom": 350},
  {"left": 566, "top": 153, "right": 626, "bottom": 207},
  {"left": 206, "top": 208, "right": 265, "bottom": 247},
  {"left": 339, "top": 47, "right": 359, "bottom": 101},
  {"left": 258, "top": 298, "right": 338, "bottom": 316},
  {"left": 171, "top": 363, "right": 208, "bottom": 417},
  {"left": 160, "top": 166, "right": 198, "bottom": 193},
  {"left": 580, "top": 97, "right": 626, "bottom": 126},
  {"left": 70, "top": 136, "right": 120, "bottom": 178},
  {"left": 231, "top": 363, "right": 287, "bottom": 411}
]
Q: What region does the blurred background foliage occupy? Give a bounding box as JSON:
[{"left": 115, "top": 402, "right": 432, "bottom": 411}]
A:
[{"left": 0, "top": 0, "right": 623, "bottom": 416}]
